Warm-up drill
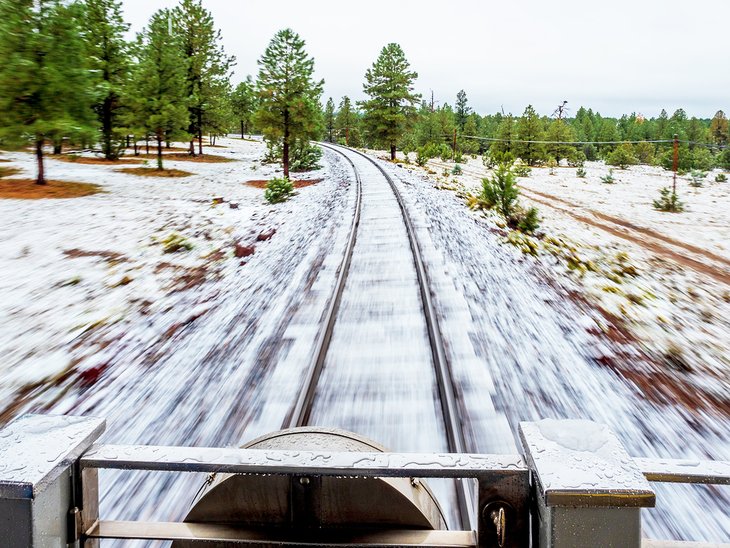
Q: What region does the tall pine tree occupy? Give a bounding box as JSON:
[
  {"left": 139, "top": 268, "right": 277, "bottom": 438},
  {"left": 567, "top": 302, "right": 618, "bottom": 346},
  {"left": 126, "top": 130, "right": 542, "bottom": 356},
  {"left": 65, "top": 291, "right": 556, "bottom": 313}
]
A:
[
  {"left": 127, "top": 8, "right": 189, "bottom": 170},
  {"left": 455, "top": 90, "right": 471, "bottom": 132},
  {"left": 515, "top": 105, "right": 546, "bottom": 166},
  {"left": 361, "top": 43, "right": 420, "bottom": 160},
  {"left": 335, "top": 96, "right": 358, "bottom": 146},
  {"left": 231, "top": 75, "right": 256, "bottom": 138},
  {"left": 254, "top": 28, "right": 323, "bottom": 178},
  {"left": 82, "top": 0, "right": 130, "bottom": 159},
  {"left": 0, "top": 0, "right": 95, "bottom": 183},
  {"left": 324, "top": 97, "right": 335, "bottom": 142},
  {"left": 173, "top": 0, "right": 234, "bottom": 155}
]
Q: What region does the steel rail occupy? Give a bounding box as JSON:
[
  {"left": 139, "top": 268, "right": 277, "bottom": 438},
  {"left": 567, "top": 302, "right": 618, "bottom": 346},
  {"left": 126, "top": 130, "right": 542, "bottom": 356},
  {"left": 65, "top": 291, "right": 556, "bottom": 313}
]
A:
[
  {"left": 339, "top": 145, "right": 474, "bottom": 532},
  {"left": 283, "top": 143, "right": 363, "bottom": 429}
]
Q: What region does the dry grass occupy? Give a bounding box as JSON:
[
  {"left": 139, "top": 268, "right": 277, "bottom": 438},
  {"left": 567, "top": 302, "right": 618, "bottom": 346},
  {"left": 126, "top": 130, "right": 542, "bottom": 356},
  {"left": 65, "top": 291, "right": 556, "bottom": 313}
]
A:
[
  {"left": 246, "top": 178, "right": 323, "bottom": 189},
  {"left": 117, "top": 167, "right": 194, "bottom": 178},
  {"left": 51, "top": 155, "right": 144, "bottom": 165},
  {"left": 0, "top": 179, "right": 103, "bottom": 199},
  {"left": 0, "top": 167, "right": 22, "bottom": 178}
]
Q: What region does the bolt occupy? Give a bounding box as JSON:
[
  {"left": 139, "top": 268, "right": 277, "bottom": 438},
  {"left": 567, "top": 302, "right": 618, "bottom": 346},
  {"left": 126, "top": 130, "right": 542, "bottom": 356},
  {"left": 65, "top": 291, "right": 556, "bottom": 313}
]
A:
[{"left": 299, "top": 476, "right": 310, "bottom": 486}]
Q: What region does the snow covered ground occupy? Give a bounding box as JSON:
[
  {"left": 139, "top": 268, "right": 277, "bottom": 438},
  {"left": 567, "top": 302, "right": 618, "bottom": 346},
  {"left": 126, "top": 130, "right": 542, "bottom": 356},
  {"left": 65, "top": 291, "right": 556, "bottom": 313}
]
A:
[{"left": 0, "top": 140, "right": 727, "bottom": 543}]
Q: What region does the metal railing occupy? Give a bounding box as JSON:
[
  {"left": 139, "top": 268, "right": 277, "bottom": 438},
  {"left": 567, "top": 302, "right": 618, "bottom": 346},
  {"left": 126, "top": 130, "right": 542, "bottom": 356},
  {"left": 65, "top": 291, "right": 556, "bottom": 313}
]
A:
[{"left": 0, "top": 414, "right": 727, "bottom": 547}]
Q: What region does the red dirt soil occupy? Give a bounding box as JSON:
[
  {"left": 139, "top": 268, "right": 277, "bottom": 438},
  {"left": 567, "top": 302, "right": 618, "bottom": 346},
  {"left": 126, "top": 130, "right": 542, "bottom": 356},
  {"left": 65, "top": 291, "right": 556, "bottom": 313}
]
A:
[
  {"left": 117, "top": 167, "right": 193, "bottom": 178},
  {"left": 0, "top": 179, "right": 103, "bottom": 199}
]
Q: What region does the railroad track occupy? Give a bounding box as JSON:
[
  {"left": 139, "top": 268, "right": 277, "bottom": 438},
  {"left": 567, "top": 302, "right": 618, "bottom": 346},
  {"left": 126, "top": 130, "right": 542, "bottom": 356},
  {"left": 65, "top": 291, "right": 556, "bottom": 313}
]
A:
[{"left": 282, "top": 143, "right": 473, "bottom": 531}]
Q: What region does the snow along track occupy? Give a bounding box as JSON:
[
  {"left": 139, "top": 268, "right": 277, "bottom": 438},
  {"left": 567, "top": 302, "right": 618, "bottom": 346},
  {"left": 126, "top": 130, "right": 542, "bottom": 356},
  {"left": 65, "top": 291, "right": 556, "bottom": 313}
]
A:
[{"left": 290, "top": 144, "right": 473, "bottom": 530}]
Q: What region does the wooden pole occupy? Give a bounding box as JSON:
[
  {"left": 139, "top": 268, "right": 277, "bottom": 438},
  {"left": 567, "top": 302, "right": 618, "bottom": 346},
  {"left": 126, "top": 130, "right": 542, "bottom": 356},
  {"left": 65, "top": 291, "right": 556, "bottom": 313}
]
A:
[
  {"left": 452, "top": 128, "right": 457, "bottom": 160},
  {"left": 672, "top": 134, "right": 679, "bottom": 196}
]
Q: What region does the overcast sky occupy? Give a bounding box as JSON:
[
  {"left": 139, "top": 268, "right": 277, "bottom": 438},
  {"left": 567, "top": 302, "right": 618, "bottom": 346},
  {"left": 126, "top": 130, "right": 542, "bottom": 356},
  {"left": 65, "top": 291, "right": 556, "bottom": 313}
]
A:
[{"left": 121, "top": 0, "right": 729, "bottom": 118}]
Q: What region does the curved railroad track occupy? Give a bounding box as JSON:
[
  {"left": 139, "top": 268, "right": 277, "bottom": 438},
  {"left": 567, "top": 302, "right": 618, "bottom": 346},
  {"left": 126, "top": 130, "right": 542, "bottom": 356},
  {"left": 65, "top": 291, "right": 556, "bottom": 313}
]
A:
[{"left": 283, "top": 143, "right": 473, "bottom": 531}]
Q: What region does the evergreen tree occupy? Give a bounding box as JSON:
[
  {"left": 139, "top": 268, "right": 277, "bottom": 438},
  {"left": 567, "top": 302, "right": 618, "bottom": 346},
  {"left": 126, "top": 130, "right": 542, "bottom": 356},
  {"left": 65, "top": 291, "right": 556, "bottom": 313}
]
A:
[
  {"left": 335, "top": 96, "right": 358, "bottom": 146},
  {"left": 361, "top": 43, "right": 420, "bottom": 160},
  {"left": 545, "top": 118, "right": 576, "bottom": 164},
  {"left": 515, "top": 105, "right": 546, "bottom": 165},
  {"left": 254, "top": 28, "right": 323, "bottom": 178},
  {"left": 455, "top": 89, "right": 471, "bottom": 131},
  {"left": 490, "top": 114, "right": 516, "bottom": 158},
  {"left": 128, "top": 8, "right": 189, "bottom": 170},
  {"left": 83, "top": 0, "right": 130, "bottom": 159},
  {"left": 0, "top": 0, "right": 95, "bottom": 184},
  {"left": 231, "top": 75, "right": 256, "bottom": 138},
  {"left": 324, "top": 97, "right": 335, "bottom": 142},
  {"left": 709, "top": 110, "right": 728, "bottom": 146},
  {"left": 173, "top": 0, "right": 234, "bottom": 155}
]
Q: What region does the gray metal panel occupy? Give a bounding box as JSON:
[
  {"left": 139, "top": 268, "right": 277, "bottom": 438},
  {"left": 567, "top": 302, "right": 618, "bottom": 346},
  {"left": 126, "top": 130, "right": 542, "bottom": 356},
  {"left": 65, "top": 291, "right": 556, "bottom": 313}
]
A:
[
  {"left": 519, "top": 419, "right": 655, "bottom": 508},
  {"left": 634, "top": 458, "right": 730, "bottom": 485},
  {"left": 0, "top": 414, "right": 106, "bottom": 500},
  {"left": 81, "top": 444, "right": 526, "bottom": 478}
]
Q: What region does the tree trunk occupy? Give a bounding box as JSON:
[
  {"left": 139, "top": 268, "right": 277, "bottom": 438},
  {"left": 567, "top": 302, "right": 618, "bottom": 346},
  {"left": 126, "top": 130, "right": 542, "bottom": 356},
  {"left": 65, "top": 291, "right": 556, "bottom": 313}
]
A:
[
  {"left": 146, "top": 138, "right": 149, "bottom": 155},
  {"left": 189, "top": 139, "right": 195, "bottom": 156},
  {"left": 53, "top": 141, "right": 62, "bottom": 155},
  {"left": 390, "top": 143, "right": 396, "bottom": 161},
  {"left": 283, "top": 110, "right": 290, "bottom": 179},
  {"left": 36, "top": 139, "right": 46, "bottom": 185},
  {"left": 197, "top": 110, "right": 203, "bottom": 156},
  {"left": 126, "top": 135, "right": 131, "bottom": 149},
  {"left": 157, "top": 135, "right": 164, "bottom": 170},
  {"left": 103, "top": 96, "right": 113, "bottom": 159},
  {"left": 133, "top": 141, "right": 138, "bottom": 156},
  {"left": 241, "top": 120, "right": 244, "bottom": 139}
]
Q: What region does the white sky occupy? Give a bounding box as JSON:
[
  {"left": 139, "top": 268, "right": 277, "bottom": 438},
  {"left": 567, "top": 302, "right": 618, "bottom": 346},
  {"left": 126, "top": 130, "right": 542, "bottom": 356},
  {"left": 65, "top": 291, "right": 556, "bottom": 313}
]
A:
[{"left": 121, "top": 0, "right": 730, "bottom": 118}]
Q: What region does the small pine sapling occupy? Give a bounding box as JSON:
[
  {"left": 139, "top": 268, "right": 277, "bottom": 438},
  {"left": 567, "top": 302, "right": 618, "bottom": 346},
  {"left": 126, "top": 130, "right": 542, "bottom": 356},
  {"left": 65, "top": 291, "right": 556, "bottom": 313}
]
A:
[
  {"left": 512, "top": 206, "right": 541, "bottom": 233},
  {"left": 264, "top": 177, "right": 294, "bottom": 203},
  {"left": 716, "top": 173, "right": 728, "bottom": 182},
  {"left": 689, "top": 170, "right": 706, "bottom": 187},
  {"left": 481, "top": 163, "right": 519, "bottom": 218},
  {"left": 547, "top": 157, "right": 558, "bottom": 175},
  {"left": 452, "top": 164, "right": 462, "bottom": 175},
  {"left": 601, "top": 169, "right": 616, "bottom": 184},
  {"left": 576, "top": 167, "right": 587, "bottom": 178},
  {"left": 653, "top": 188, "right": 684, "bottom": 212}
]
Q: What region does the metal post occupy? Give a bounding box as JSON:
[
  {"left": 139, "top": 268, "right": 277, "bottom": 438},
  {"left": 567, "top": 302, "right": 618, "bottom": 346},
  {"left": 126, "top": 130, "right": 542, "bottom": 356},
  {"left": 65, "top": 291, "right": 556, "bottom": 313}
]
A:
[
  {"left": 0, "top": 414, "right": 105, "bottom": 547},
  {"left": 519, "top": 419, "right": 655, "bottom": 548},
  {"left": 672, "top": 133, "right": 679, "bottom": 196}
]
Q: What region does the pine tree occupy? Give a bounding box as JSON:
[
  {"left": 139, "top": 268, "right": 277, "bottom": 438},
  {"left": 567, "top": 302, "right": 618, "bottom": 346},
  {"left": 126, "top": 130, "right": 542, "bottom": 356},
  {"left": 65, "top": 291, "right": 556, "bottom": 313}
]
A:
[
  {"left": 231, "top": 75, "right": 256, "bottom": 138},
  {"left": 335, "top": 96, "right": 357, "bottom": 146},
  {"left": 82, "top": 0, "right": 130, "bottom": 159},
  {"left": 515, "top": 105, "right": 546, "bottom": 166},
  {"left": 490, "top": 114, "right": 516, "bottom": 158},
  {"left": 709, "top": 110, "right": 728, "bottom": 146},
  {"left": 173, "top": 0, "right": 234, "bottom": 155},
  {"left": 361, "top": 43, "right": 420, "bottom": 160},
  {"left": 254, "top": 28, "right": 323, "bottom": 178},
  {"left": 455, "top": 89, "right": 471, "bottom": 132},
  {"left": 545, "top": 118, "right": 576, "bottom": 164},
  {"left": 128, "top": 8, "right": 189, "bottom": 170},
  {"left": 324, "top": 97, "right": 335, "bottom": 142}
]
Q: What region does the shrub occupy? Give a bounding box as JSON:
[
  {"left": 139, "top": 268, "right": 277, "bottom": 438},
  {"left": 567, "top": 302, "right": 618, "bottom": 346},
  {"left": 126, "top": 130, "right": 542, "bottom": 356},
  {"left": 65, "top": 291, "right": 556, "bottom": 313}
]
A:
[
  {"left": 481, "top": 163, "right": 519, "bottom": 218},
  {"left": 547, "top": 157, "right": 558, "bottom": 175},
  {"left": 440, "top": 146, "right": 453, "bottom": 162},
  {"left": 511, "top": 206, "right": 541, "bottom": 233},
  {"left": 454, "top": 150, "right": 464, "bottom": 163},
  {"left": 513, "top": 164, "right": 531, "bottom": 177},
  {"left": 634, "top": 141, "right": 656, "bottom": 165},
  {"left": 653, "top": 188, "right": 684, "bottom": 212},
  {"left": 690, "top": 148, "right": 715, "bottom": 171},
  {"left": 583, "top": 143, "right": 598, "bottom": 161},
  {"left": 416, "top": 148, "right": 429, "bottom": 166},
  {"left": 716, "top": 173, "right": 728, "bottom": 182},
  {"left": 607, "top": 143, "right": 638, "bottom": 169},
  {"left": 264, "top": 177, "right": 294, "bottom": 203},
  {"left": 567, "top": 149, "right": 586, "bottom": 167},
  {"left": 452, "top": 164, "right": 462, "bottom": 175},
  {"left": 290, "top": 142, "right": 323, "bottom": 172},
  {"left": 601, "top": 169, "right": 616, "bottom": 184},
  {"left": 161, "top": 233, "right": 193, "bottom": 253},
  {"left": 689, "top": 170, "right": 706, "bottom": 187},
  {"left": 719, "top": 149, "right": 730, "bottom": 170},
  {"left": 576, "top": 167, "right": 587, "bottom": 178}
]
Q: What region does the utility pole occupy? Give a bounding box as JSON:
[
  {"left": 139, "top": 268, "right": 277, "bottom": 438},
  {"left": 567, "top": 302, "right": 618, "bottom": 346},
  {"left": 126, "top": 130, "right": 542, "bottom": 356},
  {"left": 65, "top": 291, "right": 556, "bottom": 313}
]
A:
[{"left": 672, "top": 134, "right": 679, "bottom": 196}]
